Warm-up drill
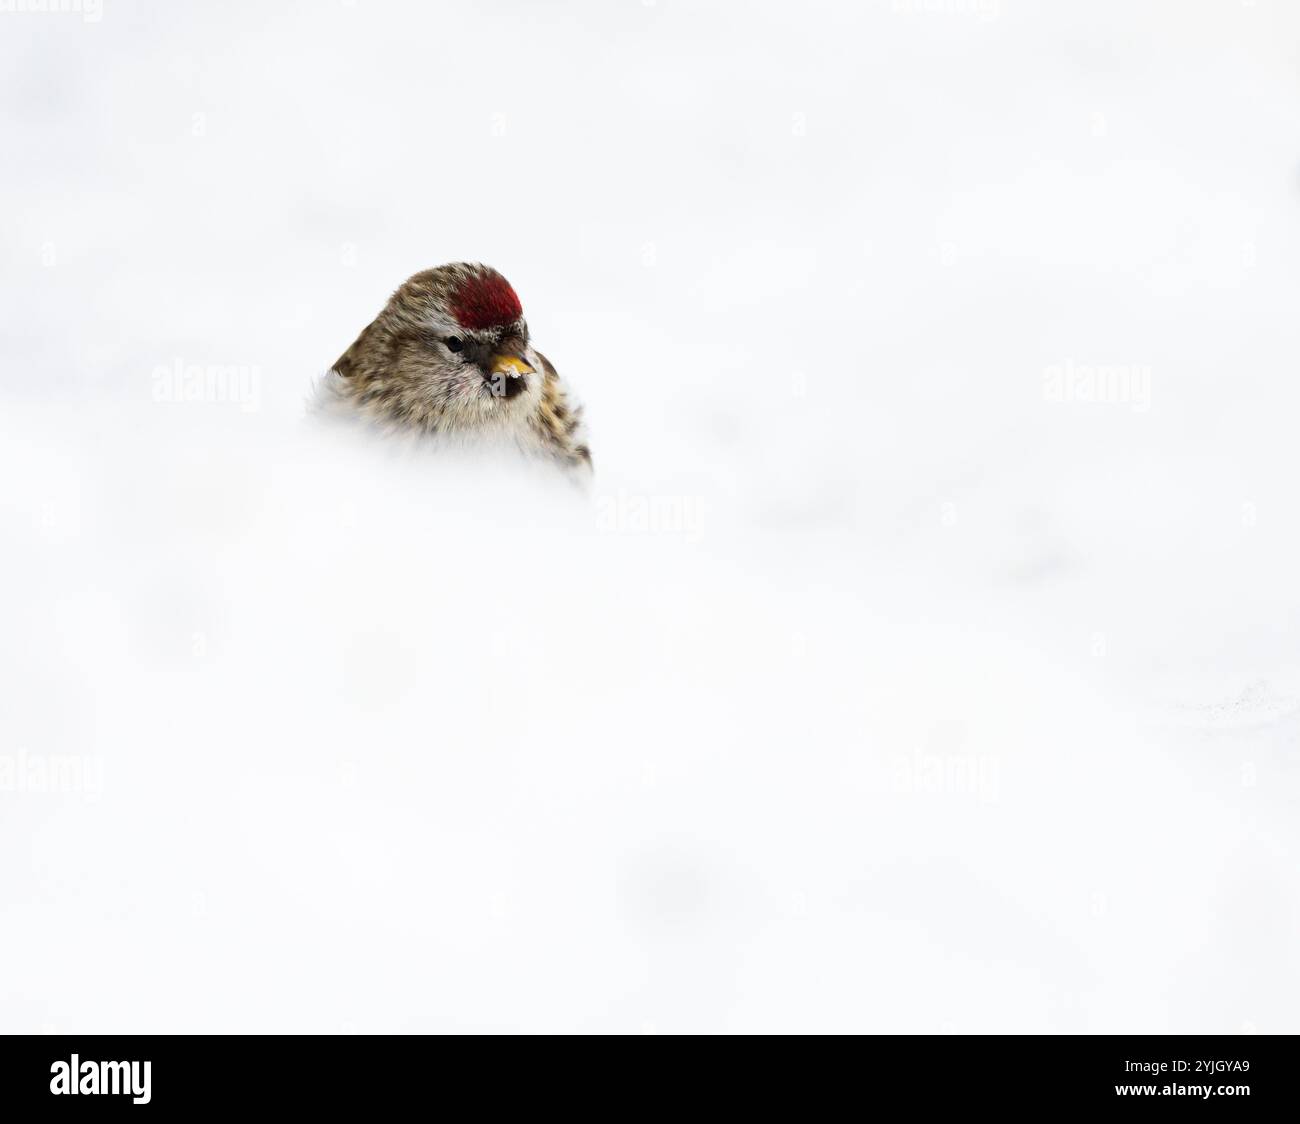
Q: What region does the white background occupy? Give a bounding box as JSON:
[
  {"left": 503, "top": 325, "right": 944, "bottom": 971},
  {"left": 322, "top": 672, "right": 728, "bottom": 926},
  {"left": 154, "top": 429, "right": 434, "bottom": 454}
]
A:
[{"left": 2, "top": 0, "right": 1298, "bottom": 1032}]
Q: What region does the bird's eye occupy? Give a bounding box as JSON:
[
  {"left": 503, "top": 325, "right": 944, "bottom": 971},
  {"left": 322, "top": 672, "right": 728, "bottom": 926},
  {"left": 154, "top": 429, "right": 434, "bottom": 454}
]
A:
[{"left": 445, "top": 336, "right": 464, "bottom": 353}]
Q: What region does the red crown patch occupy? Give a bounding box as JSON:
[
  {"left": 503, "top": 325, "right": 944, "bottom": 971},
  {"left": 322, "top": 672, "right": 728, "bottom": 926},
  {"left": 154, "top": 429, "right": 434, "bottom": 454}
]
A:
[{"left": 451, "top": 271, "right": 523, "bottom": 330}]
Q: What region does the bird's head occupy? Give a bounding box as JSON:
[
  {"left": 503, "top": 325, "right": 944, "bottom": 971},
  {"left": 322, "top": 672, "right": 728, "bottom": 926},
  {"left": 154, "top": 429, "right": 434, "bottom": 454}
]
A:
[{"left": 330, "top": 263, "right": 541, "bottom": 432}]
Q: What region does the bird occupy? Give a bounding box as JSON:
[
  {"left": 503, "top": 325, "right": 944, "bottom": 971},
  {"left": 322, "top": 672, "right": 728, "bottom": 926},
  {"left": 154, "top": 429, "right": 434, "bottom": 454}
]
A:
[{"left": 319, "top": 263, "right": 592, "bottom": 472}]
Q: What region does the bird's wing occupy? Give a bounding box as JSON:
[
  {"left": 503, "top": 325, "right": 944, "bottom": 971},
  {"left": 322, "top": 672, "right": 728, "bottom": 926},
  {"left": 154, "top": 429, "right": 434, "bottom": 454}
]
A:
[{"left": 532, "top": 350, "right": 592, "bottom": 471}]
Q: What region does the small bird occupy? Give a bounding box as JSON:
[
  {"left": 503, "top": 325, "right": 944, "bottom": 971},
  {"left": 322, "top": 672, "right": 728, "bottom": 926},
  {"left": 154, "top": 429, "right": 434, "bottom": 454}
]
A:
[{"left": 320, "top": 263, "right": 591, "bottom": 472}]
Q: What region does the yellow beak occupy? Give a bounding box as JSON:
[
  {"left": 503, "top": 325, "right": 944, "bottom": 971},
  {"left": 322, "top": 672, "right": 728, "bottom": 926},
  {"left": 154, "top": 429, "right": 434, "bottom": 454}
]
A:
[{"left": 490, "top": 354, "right": 534, "bottom": 377}]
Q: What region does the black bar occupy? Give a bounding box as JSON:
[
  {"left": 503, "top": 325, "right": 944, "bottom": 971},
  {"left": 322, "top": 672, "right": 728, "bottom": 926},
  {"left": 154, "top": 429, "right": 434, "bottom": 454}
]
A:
[{"left": 3, "top": 1034, "right": 1293, "bottom": 1110}]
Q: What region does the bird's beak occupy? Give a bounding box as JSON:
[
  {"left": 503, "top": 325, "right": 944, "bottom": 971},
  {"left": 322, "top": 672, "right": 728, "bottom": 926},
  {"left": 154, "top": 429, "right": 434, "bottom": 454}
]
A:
[{"left": 490, "top": 354, "right": 534, "bottom": 378}]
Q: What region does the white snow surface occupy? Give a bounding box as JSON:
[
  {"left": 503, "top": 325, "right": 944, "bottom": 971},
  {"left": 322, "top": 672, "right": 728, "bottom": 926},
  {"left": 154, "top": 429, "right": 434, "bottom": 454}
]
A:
[{"left": 1, "top": 1, "right": 1298, "bottom": 1032}]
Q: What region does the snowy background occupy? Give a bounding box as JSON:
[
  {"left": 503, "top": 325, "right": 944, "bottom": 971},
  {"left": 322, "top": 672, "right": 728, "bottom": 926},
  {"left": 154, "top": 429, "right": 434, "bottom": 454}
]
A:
[{"left": 2, "top": 0, "right": 1299, "bottom": 1032}]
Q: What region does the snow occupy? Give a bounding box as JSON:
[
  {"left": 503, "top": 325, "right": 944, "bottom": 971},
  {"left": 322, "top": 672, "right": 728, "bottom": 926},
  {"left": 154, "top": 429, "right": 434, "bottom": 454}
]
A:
[{"left": 1, "top": 0, "right": 1298, "bottom": 1032}]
